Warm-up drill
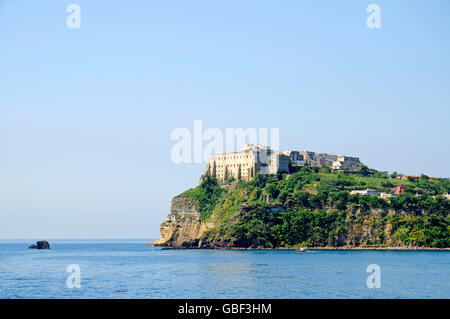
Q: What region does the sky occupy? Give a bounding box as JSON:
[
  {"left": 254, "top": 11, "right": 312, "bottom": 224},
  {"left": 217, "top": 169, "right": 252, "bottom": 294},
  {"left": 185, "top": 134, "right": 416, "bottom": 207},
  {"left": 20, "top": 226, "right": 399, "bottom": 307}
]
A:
[{"left": 1, "top": 0, "right": 449, "bottom": 239}]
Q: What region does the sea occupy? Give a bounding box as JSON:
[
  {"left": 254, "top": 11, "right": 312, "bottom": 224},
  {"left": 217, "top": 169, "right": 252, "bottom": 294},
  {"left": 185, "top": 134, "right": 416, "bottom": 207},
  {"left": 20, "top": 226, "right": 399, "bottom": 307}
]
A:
[{"left": 0, "top": 239, "right": 448, "bottom": 299}]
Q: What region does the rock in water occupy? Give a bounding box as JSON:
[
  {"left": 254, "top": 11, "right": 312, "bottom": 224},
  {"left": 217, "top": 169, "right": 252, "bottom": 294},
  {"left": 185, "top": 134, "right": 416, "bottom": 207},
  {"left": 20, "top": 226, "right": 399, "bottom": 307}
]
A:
[
  {"left": 29, "top": 240, "right": 50, "bottom": 249},
  {"left": 37, "top": 240, "right": 50, "bottom": 249}
]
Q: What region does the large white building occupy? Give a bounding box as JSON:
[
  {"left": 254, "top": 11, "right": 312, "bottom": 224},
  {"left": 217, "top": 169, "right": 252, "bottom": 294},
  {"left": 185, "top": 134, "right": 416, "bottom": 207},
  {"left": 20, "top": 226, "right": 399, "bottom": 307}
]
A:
[
  {"left": 201, "top": 144, "right": 363, "bottom": 182},
  {"left": 201, "top": 144, "right": 289, "bottom": 182}
]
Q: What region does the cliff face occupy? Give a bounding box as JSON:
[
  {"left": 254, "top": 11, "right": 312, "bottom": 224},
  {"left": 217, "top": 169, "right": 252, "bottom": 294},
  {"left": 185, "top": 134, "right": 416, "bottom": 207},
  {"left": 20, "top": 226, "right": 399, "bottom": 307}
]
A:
[
  {"left": 149, "top": 195, "right": 212, "bottom": 247},
  {"left": 197, "top": 207, "right": 441, "bottom": 249},
  {"left": 151, "top": 194, "right": 448, "bottom": 249},
  {"left": 150, "top": 173, "right": 449, "bottom": 249}
]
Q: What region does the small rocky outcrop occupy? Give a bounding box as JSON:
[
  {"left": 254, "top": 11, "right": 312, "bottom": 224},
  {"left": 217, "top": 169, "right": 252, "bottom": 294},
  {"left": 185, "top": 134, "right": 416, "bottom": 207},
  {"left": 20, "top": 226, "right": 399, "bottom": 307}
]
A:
[
  {"left": 28, "top": 240, "right": 51, "bottom": 249},
  {"left": 148, "top": 195, "right": 213, "bottom": 247}
]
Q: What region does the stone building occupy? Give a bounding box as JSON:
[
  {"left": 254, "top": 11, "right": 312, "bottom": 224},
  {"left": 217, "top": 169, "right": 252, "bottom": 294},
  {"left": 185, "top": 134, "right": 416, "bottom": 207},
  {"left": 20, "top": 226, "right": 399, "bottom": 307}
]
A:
[
  {"left": 350, "top": 189, "right": 380, "bottom": 196},
  {"left": 201, "top": 144, "right": 289, "bottom": 182},
  {"left": 282, "top": 150, "right": 304, "bottom": 165},
  {"left": 200, "top": 144, "right": 363, "bottom": 182},
  {"left": 297, "top": 151, "right": 362, "bottom": 170},
  {"left": 299, "top": 151, "right": 339, "bottom": 167},
  {"left": 331, "top": 156, "right": 362, "bottom": 171}
]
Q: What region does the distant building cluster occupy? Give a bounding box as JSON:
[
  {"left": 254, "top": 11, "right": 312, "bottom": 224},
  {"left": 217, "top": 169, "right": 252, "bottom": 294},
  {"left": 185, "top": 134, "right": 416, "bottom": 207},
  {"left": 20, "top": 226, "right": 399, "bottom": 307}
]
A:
[
  {"left": 282, "top": 150, "right": 361, "bottom": 171},
  {"left": 351, "top": 186, "right": 408, "bottom": 198},
  {"left": 201, "top": 144, "right": 363, "bottom": 182},
  {"left": 350, "top": 189, "right": 397, "bottom": 199},
  {"left": 351, "top": 188, "right": 450, "bottom": 200}
]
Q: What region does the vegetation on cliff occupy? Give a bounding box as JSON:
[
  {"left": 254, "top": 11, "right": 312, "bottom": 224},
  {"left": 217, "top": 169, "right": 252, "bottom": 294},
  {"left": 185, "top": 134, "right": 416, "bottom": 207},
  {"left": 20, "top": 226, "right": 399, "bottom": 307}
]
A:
[
  {"left": 180, "top": 168, "right": 450, "bottom": 248},
  {"left": 182, "top": 175, "right": 224, "bottom": 222}
]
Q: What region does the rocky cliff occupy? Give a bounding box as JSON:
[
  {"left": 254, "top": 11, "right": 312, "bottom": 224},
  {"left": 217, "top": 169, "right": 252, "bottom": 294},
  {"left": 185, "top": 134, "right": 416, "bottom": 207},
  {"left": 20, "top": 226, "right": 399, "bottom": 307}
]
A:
[
  {"left": 149, "top": 195, "right": 212, "bottom": 247},
  {"left": 150, "top": 172, "right": 449, "bottom": 249},
  {"left": 152, "top": 201, "right": 448, "bottom": 249}
]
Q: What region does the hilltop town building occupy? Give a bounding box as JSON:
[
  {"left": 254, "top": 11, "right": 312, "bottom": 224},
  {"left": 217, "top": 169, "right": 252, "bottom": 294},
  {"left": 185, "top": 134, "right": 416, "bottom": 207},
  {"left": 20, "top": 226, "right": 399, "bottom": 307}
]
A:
[
  {"left": 201, "top": 144, "right": 289, "bottom": 182},
  {"left": 300, "top": 151, "right": 336, "bottom": 167},
  {"left": 294, "top": 151, "right": 362, "bottom": 170},
  {"left": 201, "top": 144, "right": 363, "bottom": 182},
  {"left": 282, "top": 150, "right": 304, "bottom": 166},
  {"left": 332, "top": 156, "right": 362, "bottom": 171}
]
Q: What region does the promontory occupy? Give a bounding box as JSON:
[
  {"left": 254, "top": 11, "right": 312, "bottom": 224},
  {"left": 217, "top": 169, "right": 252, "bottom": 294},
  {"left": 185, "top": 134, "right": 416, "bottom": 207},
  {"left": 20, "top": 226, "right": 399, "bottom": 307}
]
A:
[{"left": 150, "top": 144, "right": 450, "bottom": 249}]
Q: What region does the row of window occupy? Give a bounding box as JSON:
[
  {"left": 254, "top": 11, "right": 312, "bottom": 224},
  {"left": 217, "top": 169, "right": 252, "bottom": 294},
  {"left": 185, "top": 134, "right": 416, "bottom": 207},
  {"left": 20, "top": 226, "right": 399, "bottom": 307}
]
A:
[
  {"left": 212, "top": 154, "right": 253, "bottom": 160},
  {"left": 216, "top": 168, "right": 252, "bottom": 173},
  {"left": 215, "top": 163, "right": 252, "bottom": 168}
]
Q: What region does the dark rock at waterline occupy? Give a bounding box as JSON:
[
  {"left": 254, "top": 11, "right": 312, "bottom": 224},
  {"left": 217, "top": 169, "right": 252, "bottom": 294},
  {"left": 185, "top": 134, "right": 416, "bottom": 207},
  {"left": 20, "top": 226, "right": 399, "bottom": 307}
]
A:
[{"left": 28, "top": 240, "right": 50, "bottom": 249}]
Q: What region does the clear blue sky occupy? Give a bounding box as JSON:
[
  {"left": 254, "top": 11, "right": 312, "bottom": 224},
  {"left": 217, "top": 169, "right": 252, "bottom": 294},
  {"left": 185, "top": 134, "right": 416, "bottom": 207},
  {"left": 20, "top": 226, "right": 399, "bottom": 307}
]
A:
[{"left": 1, "top": 1, "right": 449, "bottom": 239}]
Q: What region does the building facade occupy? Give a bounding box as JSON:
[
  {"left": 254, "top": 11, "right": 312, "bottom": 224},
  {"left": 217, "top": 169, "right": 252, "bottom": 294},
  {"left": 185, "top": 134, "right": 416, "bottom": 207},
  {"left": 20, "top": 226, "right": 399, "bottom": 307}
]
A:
[
  {"left": 201, "top": 144, "right": 289, "bottom": 182},
  {"left": 201, "top": 144, "right": 363, "bottom": 182},
  {"left": 331, "top": 156, "right": 362, "bottom": 171},
  {"left": 350, "top": 189, "right": 380, "bottom": 196}
]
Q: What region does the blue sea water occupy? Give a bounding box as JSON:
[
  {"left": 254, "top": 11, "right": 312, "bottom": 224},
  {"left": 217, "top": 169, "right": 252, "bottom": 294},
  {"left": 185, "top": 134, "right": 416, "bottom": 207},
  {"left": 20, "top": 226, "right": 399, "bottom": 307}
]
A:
[{"left": 0, "top": 239, "right": 448, "bottom": 299}]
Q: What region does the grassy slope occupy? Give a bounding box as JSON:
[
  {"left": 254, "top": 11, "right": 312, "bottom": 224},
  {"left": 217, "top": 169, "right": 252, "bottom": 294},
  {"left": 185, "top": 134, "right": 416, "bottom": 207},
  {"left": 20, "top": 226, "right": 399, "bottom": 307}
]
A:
[{"left": 181, "top": 168, "right": 450, "bottom": 248}]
